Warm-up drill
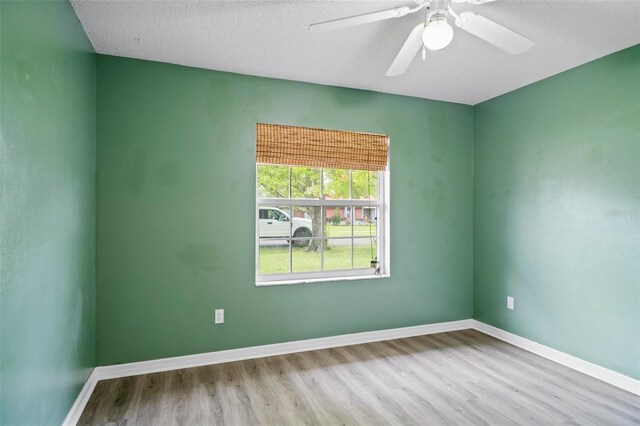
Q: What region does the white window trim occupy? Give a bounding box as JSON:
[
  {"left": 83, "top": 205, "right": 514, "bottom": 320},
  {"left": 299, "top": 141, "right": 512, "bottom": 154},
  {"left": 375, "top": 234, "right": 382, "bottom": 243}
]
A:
[{"left": 255, "top": 166, "right": 390, "bottom": 286}]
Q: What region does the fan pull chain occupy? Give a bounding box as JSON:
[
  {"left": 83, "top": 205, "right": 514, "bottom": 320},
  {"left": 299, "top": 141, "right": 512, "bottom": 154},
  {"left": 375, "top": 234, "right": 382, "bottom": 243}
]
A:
[{"left": 422, "top": 45, "right": 426, "bottom": 60}]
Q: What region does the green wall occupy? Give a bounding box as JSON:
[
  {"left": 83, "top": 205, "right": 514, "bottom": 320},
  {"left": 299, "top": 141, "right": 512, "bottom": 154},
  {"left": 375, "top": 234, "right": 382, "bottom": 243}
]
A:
[
  {"left": 2, "top": 5, "right": 635, "bottom": 421},
  {"left": 0, "top": 1, "right": 96, "bottom": 424},
  {"left": 473, "top": 45, "right": 640, "bottom": 379},
  {"left": 95, "top": 55, "right": 473, "bottom": 365}
]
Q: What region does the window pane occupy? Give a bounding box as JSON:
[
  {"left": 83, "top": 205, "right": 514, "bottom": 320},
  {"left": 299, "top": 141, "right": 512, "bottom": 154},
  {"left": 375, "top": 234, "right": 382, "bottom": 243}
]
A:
[
  {"left": 352, "top": 170, "right": 378, "bottom": 200},
  {"left": 291, "top": 167, "right": 321, "bottom": 198},
  {"left": 259, "top": 239, "right": 290, "bottom": 274},
  {"left": 353, "top": 238, "right": 376, "bottom": 269},
  {"left": 290, "top": 206, "right": 317, "bottom": 245},
  {"left": 324, "top": 206, "right": 351, "bottom": 238},
  {"left": 324, "top": 239, "right": 352, "bottom": 271},
  {"left": 323, "top": 169, "right": 350, "bottom": 200},
  {"left": 292, "top": 240, "right": 322, "bottom": 273},
  {"left": 257, "top": 165, "right": 289, "bottom": 198},
  {"left": 291, "top": 205, "right": 321, "bottom": 273},
  {"left": 258, "top": 206, "right": 292, "bottom": 238},
  {"left": 353, "top": 206, "right": 377, "bottom": 237}
]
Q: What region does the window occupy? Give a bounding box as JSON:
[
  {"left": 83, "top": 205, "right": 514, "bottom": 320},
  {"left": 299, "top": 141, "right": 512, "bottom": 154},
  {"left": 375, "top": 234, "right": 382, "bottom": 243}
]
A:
[{"left": 255, "top": 124, "right": 389, "bottom": 285}]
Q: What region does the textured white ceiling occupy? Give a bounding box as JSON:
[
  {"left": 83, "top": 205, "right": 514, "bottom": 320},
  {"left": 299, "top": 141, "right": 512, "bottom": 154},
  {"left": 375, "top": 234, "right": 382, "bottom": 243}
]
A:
[{"left": 71, "top": 0, "right": 640, "bottom": 105}]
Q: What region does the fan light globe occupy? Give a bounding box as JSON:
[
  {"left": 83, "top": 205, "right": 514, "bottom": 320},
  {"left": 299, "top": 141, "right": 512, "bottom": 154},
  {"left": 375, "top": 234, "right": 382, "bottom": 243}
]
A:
[{"left": 422, "top": 18, "right": 454, "bottom": 51}]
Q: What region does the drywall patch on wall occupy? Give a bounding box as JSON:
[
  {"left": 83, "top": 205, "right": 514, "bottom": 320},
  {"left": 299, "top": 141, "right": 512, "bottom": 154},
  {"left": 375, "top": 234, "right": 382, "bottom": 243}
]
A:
[
  {"left": 0, "top": 1, "right": 96, "bottom": 424},
  {"left": 473, "top": 45, "right": 640, "bottom": 380}
]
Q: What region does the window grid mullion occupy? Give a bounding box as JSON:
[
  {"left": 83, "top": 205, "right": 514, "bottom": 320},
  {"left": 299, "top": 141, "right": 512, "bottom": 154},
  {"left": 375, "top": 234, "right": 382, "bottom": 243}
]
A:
[
  {"left": 377, "top": 171, "right": 382, "bottom": 270},
  {"left": 257, "top": 199, "right": 382, "bottom": 207},
  {"left": 288, "top": 168, "right": 292, "bottom": 273},
  {"left": 350, "top": 206, "right": 354, "bottom": 269},
  {"left": 290, "top": 236, "right": 370, "bottom": 240},
  {"left": 320, "top": 206, "right": 324, "bottom": 271},
  {"left": 320, "top": 170, "right": 324, "bottom": 272},
  {"left": 349, "top": 170, "right": 353, "bottom": 269},
  {"left": 288, "top": 206, "right": 292, "bottom": 274},
  {"left": 288, "top": 238, "right": 292, "bottom": 273}
]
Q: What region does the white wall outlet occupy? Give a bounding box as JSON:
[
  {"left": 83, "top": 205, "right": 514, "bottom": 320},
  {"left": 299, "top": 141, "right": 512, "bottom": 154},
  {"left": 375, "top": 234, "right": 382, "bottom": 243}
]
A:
[
  {"left": 507, "top": 296, "right": 514, "bottom": 310},
  {"left": 215, "top": 309, "right": 224, "bottom": 324}
]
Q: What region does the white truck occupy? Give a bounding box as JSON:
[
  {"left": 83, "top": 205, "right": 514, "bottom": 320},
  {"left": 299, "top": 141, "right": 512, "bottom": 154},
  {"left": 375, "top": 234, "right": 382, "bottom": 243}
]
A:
[{"left": 258, "top": 207, "right": 312, "bottom": 247}]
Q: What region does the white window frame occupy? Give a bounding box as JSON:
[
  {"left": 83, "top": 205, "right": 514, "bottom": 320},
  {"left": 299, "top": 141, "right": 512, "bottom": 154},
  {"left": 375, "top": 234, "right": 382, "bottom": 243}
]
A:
[{"left": 255, "top": 166, "right": 390, "bottom": 286}]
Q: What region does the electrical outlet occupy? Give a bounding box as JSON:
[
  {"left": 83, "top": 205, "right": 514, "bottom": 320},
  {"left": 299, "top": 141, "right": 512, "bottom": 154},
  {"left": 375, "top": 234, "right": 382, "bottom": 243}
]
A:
[
  {"left": 215, "top": 309, "right": 224, "bottom": 324},
  {"left": 507, "top": 296, "right": 514, "bottom": 310}
]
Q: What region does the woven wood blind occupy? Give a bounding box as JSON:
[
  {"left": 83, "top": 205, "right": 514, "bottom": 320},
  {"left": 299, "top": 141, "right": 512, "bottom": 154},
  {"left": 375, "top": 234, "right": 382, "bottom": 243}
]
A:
[{"left": 256, "top": 123, "right": 388, "bottom": 171}]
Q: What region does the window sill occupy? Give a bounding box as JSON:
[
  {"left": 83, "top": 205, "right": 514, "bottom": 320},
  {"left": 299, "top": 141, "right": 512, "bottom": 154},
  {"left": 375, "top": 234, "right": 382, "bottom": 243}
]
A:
[{"left": 256, "top": 274, "right": 390, "bottom": 287}]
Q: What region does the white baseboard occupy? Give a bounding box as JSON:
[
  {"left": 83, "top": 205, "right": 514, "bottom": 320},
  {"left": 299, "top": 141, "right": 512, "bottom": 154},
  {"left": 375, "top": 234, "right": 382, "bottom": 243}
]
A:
[
  {"left": 63, "top": 320, "right": 471, "bottom": 425},
  {"left": 62, "top": 369, "right": 99, "bottom": 426},
  {"left": 94, "top": 319, "right": 472, "bottom": 380},
  {"left": 63, "top": 317, "right": 639, "bottom": 425},
  {"left": 472, "top": 320, "right": 640, "bottom": 396}
]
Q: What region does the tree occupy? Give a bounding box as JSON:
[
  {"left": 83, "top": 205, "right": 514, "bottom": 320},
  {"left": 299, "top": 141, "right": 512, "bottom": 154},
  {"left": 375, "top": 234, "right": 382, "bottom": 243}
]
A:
[
  {"left": 323, "top": 169, "right": 377, "bottom": 200},
  {"left": 257, "top": 165, "right": 377, "bottom": 252}
]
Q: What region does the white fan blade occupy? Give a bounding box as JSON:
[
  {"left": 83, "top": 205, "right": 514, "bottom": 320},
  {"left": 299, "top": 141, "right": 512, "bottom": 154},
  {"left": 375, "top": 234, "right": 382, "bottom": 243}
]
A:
[
  {"left": 455, "top": 11, "right": 534, "bottom": 54},
  {"left": 386, "top": 23, "right": 425, "bottom": 77},
  {"left": 309, "top": 6, "right": 411, "bottom": 33}
]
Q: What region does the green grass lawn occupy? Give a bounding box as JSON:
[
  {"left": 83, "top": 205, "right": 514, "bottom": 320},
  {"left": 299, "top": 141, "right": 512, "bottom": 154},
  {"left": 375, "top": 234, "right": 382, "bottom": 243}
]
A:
[
  {"left": 326, "top": 224, "right": 377, "bottom": 237},
  {"left": 259, "top": 243, "right": 376, "bottom": 274}
]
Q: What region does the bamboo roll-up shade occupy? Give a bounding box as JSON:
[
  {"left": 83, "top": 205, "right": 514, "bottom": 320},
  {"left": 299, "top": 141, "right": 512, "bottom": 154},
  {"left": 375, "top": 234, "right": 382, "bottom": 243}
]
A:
[{"left": 256, "top": 123, "right": 388, "bottom": 171}]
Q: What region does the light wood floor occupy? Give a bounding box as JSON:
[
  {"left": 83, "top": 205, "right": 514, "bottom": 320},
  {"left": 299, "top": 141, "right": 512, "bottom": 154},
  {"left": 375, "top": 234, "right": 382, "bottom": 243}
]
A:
[{"left": 79, "top": 330, "right": 640, "bottom": 425}]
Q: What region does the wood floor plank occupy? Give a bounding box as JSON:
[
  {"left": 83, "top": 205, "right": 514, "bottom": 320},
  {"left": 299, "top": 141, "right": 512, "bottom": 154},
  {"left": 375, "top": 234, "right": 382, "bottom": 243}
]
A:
[
  {"left": 452, "top": 331, "right": 640, "bottom": 423},
  {"left": 78, "top": 330, "right": 640, "bottom": 425},
  {"left": 283, "top": 351, "right": 366, "bottom": 425},
  {"left": 197, "top": 365, "right": 225, "bottom": 426},
  {"left": 438, "top": 332, "right": 625, "bottom": 424}
]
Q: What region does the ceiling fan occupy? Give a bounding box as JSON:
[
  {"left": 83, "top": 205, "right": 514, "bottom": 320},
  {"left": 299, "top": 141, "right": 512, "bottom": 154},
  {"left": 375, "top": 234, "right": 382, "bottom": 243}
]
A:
[{"left": 309, "top": 0, "right": 534, "bottom": 77}]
